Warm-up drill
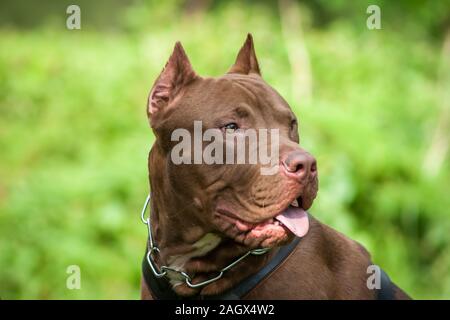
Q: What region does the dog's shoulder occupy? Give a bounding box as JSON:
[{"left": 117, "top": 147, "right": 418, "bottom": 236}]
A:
[
  {"left": 296, "top": 216, "right": 374, "bottom": 298},
  {"left": 306, "top": 215, "right": 372, "bottom": 266}
]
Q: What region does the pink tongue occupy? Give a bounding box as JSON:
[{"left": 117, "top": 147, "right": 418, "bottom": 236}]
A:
[{"left": 275, "top": 206, "right": 309, "bottom": 237}]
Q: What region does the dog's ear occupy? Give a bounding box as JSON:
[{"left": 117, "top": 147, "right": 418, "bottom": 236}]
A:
[
  {"left": 147, "top": 42, "right": 197, "bottom": 117},
  {"left": 228, "top": 33, "right": 261, "bottom": 76}
]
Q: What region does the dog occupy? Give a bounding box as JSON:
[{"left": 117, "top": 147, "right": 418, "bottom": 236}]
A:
[{"left": 141, "top": 34, "right": 410, "bottom": 299}]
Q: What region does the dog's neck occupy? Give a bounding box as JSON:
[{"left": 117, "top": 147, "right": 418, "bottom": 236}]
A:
[
  {"left": 148, "top": 149, "right": 272, "bottom": 296},
  {"left": 149, "top": 190, "right": 275, "bottom": 296}
]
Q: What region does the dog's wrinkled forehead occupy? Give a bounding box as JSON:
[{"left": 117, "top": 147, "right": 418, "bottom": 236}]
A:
[
  {"left": 221, "top": 74, "right": 293, "bottom": 116},
  {"left": 187, "top": 74, "right": 288, "bottom": 114}
]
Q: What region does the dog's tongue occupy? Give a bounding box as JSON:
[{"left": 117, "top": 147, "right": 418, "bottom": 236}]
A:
[{"left": 275, "top": 206, "right": 309, "bottom": 237}]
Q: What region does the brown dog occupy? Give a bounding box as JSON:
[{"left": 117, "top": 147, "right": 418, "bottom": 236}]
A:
[{"left": 141, "top": 34, "right": 410, "bottom": 299}]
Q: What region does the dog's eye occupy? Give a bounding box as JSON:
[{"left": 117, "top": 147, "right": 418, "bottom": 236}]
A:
[
  {"left": 290, "top": 119, "right": 298, "bottom": 130},
  {"left": 290, "top": 119, "right": 299, "bottom": 142},
  {"left": 223, "top": 122, "right": 239, "bottom": 132}
]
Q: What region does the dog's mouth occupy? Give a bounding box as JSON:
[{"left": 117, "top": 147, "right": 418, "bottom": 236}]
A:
[
  {"left": 272, "top": 197, "right": 309, "bottom": 237},
  {"left": 214, "top": 196, "right": 309, "bottom": 248}
]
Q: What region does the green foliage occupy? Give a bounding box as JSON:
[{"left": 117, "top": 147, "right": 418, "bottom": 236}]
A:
[{"left": 0, "top": 0, "right": 449, "bottom": 299}]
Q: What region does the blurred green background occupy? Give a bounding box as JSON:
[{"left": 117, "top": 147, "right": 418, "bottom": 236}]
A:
[{"left": 0, "top": 0, "right": 449, "bottom": 299}]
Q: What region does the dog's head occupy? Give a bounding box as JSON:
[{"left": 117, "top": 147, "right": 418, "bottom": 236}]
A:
[{"left": 147, "top": 34, "right": 318, "bottom": 249}]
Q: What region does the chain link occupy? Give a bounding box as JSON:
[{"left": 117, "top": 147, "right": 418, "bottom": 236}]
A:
[{"left": 140, "top": 194, "right": 270, "bottom": 288}]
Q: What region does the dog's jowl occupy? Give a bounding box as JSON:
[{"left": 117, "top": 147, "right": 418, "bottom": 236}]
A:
[{"left": 140, "top": 34, "right": 410, "bottom": 300}]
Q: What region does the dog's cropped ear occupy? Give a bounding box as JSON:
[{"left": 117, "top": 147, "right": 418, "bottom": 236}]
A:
[
  {"left": 147, "top": 42, "right": 197, "bottom": 117},
  {"left": 228, "top": 33, "right": 261, "bottom": 76}
]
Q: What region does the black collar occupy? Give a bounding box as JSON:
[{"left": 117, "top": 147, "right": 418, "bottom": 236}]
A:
[{"left": 142, "top": 237, "right": 301, "bottom": 300}]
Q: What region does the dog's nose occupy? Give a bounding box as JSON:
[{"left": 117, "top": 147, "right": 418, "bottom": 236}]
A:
[{"left": 282, "top": 151, "right": 317, "bottom": 180}]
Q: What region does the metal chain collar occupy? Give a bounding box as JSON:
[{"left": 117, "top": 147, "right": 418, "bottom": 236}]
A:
[{"left": 140, "top": 194, "right": 271, "bottom": 289}]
